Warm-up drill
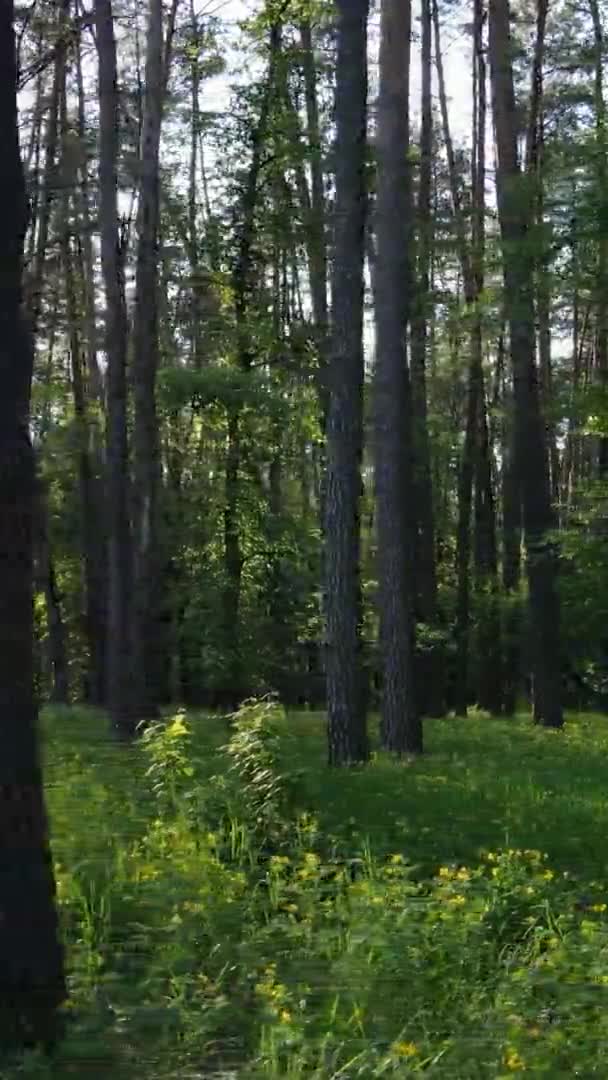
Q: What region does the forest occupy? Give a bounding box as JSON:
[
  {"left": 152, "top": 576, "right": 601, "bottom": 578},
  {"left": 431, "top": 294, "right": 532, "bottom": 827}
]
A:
[{"left": 3, "top": 0, "right": 608, "bottom": 1073}]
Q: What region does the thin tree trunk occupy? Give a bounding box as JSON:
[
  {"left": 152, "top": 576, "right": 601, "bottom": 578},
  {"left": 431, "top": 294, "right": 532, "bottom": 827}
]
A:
[
  {"left": 502, "top": 390, "right": 522, "bottom": 716},
  {"left": 59, "top": 71, "right": 108, "bottom": 706},
  {"left": 436, "top": 0, "right": 501, "bottom": 713},
  {"left": 0, "top": 1, "right": 66, "bottom": 1045},
  {"left": 409, "top": 0, "right": 444, "bottom": 717},
  {"left": 74, "top": 8, "right": 104, "bottom": 404},
  {"left": 471, "top": 0, "right": 502, "bottom": 714},
  {"left": 28, "top": 0, "right": 70, "bottom": 335},
  {"left": 589, "top": 0, "right": 608, "bottom": 475},
  {"left": 35, "top": 510, "right": 70, "bottom": 706},
  {"left": 300, "top": 18, "right": 329, "bottom": 420},
  {"left": 132, "top": 0, "right": 166, "bottom": 719},
  {"left": 325, "top": 0, "right": 370, "bottom": 765},
  {"left": 96, "top": 0, "right": 136, "bottom": 736}
]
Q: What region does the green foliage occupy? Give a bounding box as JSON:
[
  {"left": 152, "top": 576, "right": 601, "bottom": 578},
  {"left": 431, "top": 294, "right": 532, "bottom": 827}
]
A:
[
  {"left": 158, "top": 364, "right": 284, "bottom": 415},
  {"left": 223, "top": 695, "right": 297, "bottom": 825},
  {"left": 9, "top": 707, "right": 608, "bottom": 1078}
]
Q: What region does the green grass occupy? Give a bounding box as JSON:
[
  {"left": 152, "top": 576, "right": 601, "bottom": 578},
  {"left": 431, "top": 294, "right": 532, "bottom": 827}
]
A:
[{"left": 8, "top": 705, "right": 608, "bottom": 1078}]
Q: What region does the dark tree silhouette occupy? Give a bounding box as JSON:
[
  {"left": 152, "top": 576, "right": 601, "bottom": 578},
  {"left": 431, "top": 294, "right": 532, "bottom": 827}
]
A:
[{"left": 0, "top": 0, "right": 66, "bottom": 1047}]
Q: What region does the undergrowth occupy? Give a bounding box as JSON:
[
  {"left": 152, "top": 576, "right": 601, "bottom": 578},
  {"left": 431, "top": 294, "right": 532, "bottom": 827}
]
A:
[{"left": 7, "top": 703, "right": 608, "bottom": 1077}]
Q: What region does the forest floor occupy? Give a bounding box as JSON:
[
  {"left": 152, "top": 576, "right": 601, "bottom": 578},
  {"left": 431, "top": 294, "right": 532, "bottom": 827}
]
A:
[{"left": 8, "top": 706, "right": 608, "bottom": 1078}]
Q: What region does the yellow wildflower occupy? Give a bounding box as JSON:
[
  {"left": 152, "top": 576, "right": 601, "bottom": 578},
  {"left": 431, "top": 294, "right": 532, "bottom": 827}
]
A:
[
  {"left": 279, "top": 1009, "right": 292, "bottom": 1024},
  {"left": 456, "top": 867, "right": 470, "bottom": 881},
  {"left": 391, "top": 1041, "right": 419, "bottom": 1058},
  {"left": 447, "top": 894, "right": 466, "bottom": 906},
  {"left": 504, "top": 1047, "right": 526, "bottom": 1071},
  {"left": 591, "top": 903, "right": 607, "bottom": 913}
]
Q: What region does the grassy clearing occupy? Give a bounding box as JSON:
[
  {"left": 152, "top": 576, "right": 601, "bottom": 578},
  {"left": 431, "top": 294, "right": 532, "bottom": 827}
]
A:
[{"left": 8, "top": 705, "right": 608, "bottom": 1078}]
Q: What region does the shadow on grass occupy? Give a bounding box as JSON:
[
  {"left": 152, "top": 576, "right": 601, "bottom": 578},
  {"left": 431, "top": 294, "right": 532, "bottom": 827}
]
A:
[{"left": 284, "top": 711, "right": 608, "bottom": 879}]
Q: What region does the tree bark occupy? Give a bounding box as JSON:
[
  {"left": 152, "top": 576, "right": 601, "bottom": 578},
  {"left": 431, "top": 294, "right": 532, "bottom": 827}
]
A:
[
  {"left": 471, "top": 0, "right": 502, "bottom": 714},
  {"left": 132, "top": 0, "right": 166, "bottom": 719},
  {"left": 374, "top": 0, "right": 421, "bottom": 753},
  {"left": 27, "top": 0, "right": 70, "bottom": 336},
  {"left": 489, "top": 0, "right": 563, "bottom": 727},
  {"left": 325, "top": 0, "right": 370, "bottom": 765},
  {"left": 95, "top": 0, "right": 136, "bottom": 736},
  {"left": 409, "top": 0, "right": 444, "bottom": 717},
  {"left": 589, "top": 0, "right": 608, "bottom": 475},
  {"left": 300, "top": 18, "right": 329, "bottom": 420},
  {"left": 0, "top": 0, "right": 66, "bottom": 1045}
]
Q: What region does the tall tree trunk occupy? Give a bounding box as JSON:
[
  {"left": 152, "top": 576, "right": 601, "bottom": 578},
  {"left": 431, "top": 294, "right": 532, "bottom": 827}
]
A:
[
  {"left": 435, "top": 0, "right": 501, "bottom": 713},
  {"left": 409, "top": 0, "right": 444, "bottom": 717},
  {"left": 489, "top": 0, "right": 563, "bottom": 728},
  {"left": 0, "top": 0, "right": 65, "bottom": 1045},
  {"left": 75, "top": 14, "right": 104, "bottom": 404},
  {"left": 187, "top": 0, "right": 204, "bottom": 369},
  {"left": 374, "top": 0, "right": 421, "bottom": 753},
  {"left": 454, "top": 359, "right": 477, "bottom": 715},
  {"left": 96, "top": 0, "right": 136, "bottom": 736},
  {"left": 59, "top": 75, "right": 108, "bottom": 706},
  {"left": 300, "top": 18, "right": 329, "bottom": 417},
  {"left": 27, "top": 0, "right": 70, "bottom": 335},
  {"left": 589, "top": 0, "right": 608, "bottom": 475},
  {"left": 325, "top": 0, "right": 370, "bottom": 765},
  {"left": 471, "top": 0, "right": 502, "bottom": 714},
  {"left": 435, "top": 0, "right": 476, "bottom": 714},
  {"left": 525, "top": 0, "right": 559, "bottom": 501},
  {"left": 132, "top": 0, "right": 165, "bottom": 719}
]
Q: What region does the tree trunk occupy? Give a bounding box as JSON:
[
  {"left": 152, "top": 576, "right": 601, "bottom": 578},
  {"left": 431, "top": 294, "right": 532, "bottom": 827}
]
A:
[
  {"left": 95, "top": 0, "right": 136, "bottom": 736},
  {"left": 374, "top": 0, "right": 421, "bottom": 753},
  {"left": 27, "top": 0, "right": 70, "bottom": 335},
  {"left": 489, "top": 0, "right": 563, "bottom": 728},
  {"left": 0, "top": 1, "right": 66, "bottom": 1045},
  {"left": 43, "top": 559, "right": 70, "bottom": 706},
  {"left": 300, "top": 18, "right": 329, "bottom": 420},
  {"left": 325, "top": 0, "right": 370, "bottom": 765},
  {"left": 132, "top": 0, "right": 166, "bottom": 720},
  {"left": 59, "top": 77, "right": 108, "bottom": 707},
  {"left": 435, "top": 0, "right": 502, "bottom": 713},
  {"left": 471, "top": 0, "right": 502, "bottom": 714},
  {"left": 589, "top": 0, "right": 608, "bottom": 475},
  {"left": 409, "top": 0, "right": 444, "bottom": 717}
]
